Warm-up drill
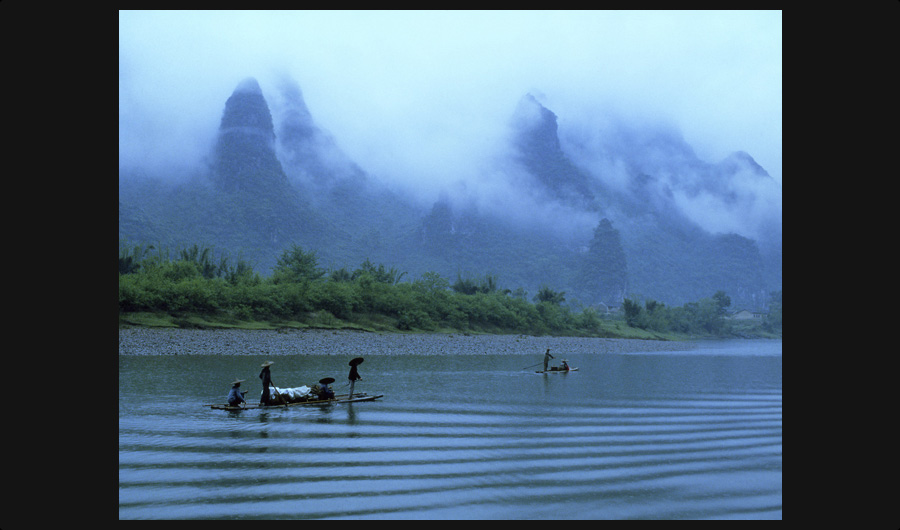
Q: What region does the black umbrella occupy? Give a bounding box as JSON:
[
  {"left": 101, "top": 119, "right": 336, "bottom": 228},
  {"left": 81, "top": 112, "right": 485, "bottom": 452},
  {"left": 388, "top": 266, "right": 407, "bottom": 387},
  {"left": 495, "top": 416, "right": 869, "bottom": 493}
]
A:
[
  {"left": 349, "top": 357, "right": 364, "bottom": 367},
  {"left": 319, "top": 377, "right": 335, "bottom": 385}
]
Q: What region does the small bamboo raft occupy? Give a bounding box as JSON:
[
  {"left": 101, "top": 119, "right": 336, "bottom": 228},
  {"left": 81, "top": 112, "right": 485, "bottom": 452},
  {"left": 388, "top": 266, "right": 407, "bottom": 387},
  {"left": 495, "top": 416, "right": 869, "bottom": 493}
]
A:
[{"left": 209, "top": 393, "right": 384, "bottom": 410}]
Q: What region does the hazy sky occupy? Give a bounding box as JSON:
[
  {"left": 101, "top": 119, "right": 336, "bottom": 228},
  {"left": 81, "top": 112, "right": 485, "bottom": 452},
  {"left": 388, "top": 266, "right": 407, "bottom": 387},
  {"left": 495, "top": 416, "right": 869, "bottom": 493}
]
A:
[{"left": 119, "top": 10, "right": 782, "bottom": 195}]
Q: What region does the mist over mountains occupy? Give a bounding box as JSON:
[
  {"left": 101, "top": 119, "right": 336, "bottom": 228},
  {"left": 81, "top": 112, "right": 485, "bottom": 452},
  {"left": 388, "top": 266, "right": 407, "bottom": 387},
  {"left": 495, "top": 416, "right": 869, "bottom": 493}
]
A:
[{"left": 119, "top": 76, "right": 782, "bottom": 311}]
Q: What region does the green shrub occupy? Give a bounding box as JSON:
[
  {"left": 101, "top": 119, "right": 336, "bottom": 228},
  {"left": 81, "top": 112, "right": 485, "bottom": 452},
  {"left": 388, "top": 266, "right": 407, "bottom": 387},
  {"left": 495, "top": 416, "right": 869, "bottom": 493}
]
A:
[{"left": 397, "top": 309, "right": 435, "bottom": 331}]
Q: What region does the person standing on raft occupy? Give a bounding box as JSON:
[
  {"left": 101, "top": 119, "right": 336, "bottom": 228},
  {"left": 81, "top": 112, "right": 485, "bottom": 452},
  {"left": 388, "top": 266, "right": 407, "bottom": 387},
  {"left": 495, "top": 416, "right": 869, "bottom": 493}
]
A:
[
  {"left": 348, "top": 357, "right": 364, "bottom": 398},
  {"left": 543, "top": 349, "right": 555, "bottom": 372},
  {"left": 259, "top": 361, "right": 276, "bottom": 405}
]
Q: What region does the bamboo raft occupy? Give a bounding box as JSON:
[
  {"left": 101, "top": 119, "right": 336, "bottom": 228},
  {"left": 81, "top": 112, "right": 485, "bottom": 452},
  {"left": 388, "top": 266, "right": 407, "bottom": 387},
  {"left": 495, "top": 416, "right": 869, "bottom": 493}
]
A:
[
  {"left": 209, "top": 392, "right": 384, "bottom": 410},
  {"left": 535, "top": 367, "right": 579, "bottom": 373}
]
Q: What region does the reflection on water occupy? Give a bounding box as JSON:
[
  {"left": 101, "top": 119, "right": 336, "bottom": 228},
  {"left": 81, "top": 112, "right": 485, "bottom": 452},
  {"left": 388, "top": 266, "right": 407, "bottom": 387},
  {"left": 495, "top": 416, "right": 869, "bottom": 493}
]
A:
[{"left": 120, "top": 339, "right": 781, "bottom": 519}]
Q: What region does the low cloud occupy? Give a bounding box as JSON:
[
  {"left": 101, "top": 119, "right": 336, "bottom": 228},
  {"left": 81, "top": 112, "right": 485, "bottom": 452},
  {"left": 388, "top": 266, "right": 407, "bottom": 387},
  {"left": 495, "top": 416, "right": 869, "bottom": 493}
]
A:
[{"left": 119, "top": 10, "right": 782, "bottom": 236}]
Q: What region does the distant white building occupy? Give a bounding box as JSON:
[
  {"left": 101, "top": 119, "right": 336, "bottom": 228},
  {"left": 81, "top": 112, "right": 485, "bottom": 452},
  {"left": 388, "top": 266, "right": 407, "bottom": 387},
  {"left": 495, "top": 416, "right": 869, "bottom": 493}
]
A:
[
  {"left": 728, "top": 309, "right": 767, "bottom": 320},
  {"left": 596, "top": 302, "right": 621, "bottom": 315}
]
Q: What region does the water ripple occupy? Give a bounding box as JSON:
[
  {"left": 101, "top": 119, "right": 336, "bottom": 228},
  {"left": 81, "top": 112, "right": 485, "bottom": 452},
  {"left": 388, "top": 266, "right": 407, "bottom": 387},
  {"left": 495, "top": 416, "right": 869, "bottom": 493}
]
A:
[{"left": 120, "top": 345, "right": 781, "bottom": 519}]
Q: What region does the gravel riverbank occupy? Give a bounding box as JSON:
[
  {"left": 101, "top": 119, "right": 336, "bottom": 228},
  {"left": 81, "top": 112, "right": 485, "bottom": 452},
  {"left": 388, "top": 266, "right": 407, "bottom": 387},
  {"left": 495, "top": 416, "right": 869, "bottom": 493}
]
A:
[{"left": 119, "top": 328, "right": 697, "bottom": 356}]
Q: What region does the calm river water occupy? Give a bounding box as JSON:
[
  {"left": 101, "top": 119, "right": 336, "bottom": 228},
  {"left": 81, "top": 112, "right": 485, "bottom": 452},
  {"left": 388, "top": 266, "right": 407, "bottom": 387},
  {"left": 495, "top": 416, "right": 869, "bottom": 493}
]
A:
[{"left": 119, "top": 331, "right": 781, "bottom": 520}]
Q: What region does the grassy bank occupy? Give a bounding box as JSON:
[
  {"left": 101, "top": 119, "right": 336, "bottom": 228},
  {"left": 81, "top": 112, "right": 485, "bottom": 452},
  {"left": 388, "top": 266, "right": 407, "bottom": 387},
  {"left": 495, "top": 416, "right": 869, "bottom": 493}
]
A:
[{"left": 117, "top": 309, "right": 744, "bottom": 342}]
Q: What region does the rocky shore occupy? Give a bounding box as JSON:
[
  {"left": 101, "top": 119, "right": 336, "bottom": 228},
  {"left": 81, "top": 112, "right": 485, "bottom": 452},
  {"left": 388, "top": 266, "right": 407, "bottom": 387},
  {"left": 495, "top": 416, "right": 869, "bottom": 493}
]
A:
[{"left": 119, "top": 328, "right": 697, "bottom": 356}]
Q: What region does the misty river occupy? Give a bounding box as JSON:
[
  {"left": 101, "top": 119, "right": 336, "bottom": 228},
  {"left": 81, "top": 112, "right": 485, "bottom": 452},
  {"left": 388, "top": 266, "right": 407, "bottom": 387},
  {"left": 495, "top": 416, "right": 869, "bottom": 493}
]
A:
[{"left": 119, "top": 331, "right": 781, "bottom": 519}]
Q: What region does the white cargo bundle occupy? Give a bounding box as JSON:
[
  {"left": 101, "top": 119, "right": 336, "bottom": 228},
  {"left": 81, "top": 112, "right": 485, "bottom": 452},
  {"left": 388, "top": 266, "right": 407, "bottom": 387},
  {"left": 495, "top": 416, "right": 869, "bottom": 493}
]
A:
[{"left": 263, "top": 385, "right": 312, "bottom": 403}]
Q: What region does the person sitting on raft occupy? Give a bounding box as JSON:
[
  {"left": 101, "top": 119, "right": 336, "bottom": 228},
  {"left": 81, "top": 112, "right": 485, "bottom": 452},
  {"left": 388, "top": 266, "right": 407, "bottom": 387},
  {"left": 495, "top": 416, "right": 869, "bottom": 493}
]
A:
[
  {"left": 227, "top": 379, "right": 247, "bottom": 406},
  {"left": 318, "top": 377, "right": 335, "bottom": 400}
]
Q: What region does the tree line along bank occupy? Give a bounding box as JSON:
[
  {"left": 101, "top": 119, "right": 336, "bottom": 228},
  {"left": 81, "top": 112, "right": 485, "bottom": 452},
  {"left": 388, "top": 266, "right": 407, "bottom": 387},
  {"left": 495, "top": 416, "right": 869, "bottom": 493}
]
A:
[{"left": 119, "top": 242, "right": 781, "bottom": 338}]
